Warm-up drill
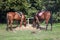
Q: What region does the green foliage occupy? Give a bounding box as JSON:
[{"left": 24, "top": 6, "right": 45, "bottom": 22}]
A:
[{"left": 0, "top": 0, "right": 60, "bottom": 23}]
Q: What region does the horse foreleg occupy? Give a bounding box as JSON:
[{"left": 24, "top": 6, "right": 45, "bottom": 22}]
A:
[
  {"left": 36, "top": 22, "right": 40, "bottom": 29},
  {"left": 35, "top": 16, "right": 40, "bottom": 29},
  {"left": 23, "top": 18, "right": 26, "bottom": 27},
  {"left": 23, "top": 21, "right": 26, "bottom": 27},
  {"left": 20, "top": 19, "right": 23, "bottom": 27}
]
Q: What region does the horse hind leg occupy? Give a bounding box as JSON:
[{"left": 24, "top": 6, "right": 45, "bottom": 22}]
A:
[
  {"left": 10, "top": 20, "right": 13, "bottom": 31},
  {"left": 46, "top": 20, "right": 52, "bottom": 31},
  {"left": 50, "top": 20, "right": 52, "bottom": 31},
  {"left": 46, "top": 23, "right": 48, "bottom": 30},
  {"left": 6, "top": 19, "right": 10, "bottom": 31},
  {"left": 45, "top": 20, "right": 49, "bottom": 30}
]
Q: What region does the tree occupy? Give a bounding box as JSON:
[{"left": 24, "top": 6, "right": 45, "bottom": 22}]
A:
[{"left": 0, "top": 0, "right": 60, "bottom": 23}]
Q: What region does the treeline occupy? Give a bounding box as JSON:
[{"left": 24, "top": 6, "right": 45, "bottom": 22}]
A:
[{"left": 0, "top": 0, "right": 60, "bottom": 23}]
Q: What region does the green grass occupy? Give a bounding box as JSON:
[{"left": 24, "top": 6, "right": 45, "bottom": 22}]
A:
[{"left": 0, "top": 23, "right": 60, "bottom": 40}]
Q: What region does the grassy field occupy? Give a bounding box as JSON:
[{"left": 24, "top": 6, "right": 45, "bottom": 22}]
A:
[{"left": 0, "top": 23, "right": 60, "bottom": 40}]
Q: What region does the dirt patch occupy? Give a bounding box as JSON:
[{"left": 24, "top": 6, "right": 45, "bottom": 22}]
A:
[{"left": 14, "top": 24, "right": 37, "bottom": 31}]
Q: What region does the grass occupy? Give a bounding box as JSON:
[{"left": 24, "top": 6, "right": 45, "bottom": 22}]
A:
[{"left": 0, "top": 23, "right": 60, "bottom": 40}]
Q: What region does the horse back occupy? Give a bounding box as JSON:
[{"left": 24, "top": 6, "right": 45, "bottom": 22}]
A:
[
  {"left": 7, "top": 12, "right": 16, "bottom": 17},
  {"left": 7, "top": 12, "right": 26, "bottom": 20},
  {"left": 7, "top": 12, "right": 20, "bottom": 20},
  {"left": 37, "top": 11, "right": 51, "bottom": 20}
]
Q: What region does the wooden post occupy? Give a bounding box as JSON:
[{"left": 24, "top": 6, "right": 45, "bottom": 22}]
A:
[{"left": 27, "top": 18, "right": 29, "bottom": 25}]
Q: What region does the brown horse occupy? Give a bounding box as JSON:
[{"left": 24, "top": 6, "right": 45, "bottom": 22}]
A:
[
  {"left": 33, "top": 11, "right": 52, "bottom": 31},
  {"left": 6, "top": 12, "right": 26, "bottom": 31}
]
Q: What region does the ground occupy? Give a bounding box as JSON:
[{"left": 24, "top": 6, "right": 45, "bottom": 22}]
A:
[
  {"left": 0, "top": 23, "right": 60, "bottom": 40},
  {"left": 14, "top": 24, "right": 37, "bottom": 31}
]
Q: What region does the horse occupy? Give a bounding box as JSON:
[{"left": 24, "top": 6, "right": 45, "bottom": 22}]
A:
[
  {"left": 6, "top": 12, "right": 26, "bottom": 31},
  {"left": 33, "top": 11, "right": 52, "bottom": 31}
]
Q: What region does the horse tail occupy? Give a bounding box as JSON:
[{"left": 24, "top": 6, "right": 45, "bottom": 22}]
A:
[
  {"left": 49, "top": 11, "right": 53, "bottom": 30},
  {"left": 6, "top": 13, "right": 9, "bottom": 30},
  {"left": 50, "top": 12, "right": 53, "bottom": 24},
  {"left": 6, "top": 13, "right": 9, "bottom": 24}
]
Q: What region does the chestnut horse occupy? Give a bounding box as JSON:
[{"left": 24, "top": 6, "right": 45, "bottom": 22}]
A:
[
  {"left": 33, "top": 11, "right": 52, "bottom": 31},
  {"left": 6, "top": 12, "right": 26, "bottom": 31}
]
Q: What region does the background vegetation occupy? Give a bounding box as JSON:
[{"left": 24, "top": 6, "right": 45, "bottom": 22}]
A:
[{"left": 0, "top": 0, "right": 60, "bottom": 23}]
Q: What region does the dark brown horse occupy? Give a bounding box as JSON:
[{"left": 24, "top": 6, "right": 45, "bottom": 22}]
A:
[
  {"left": 33, "top": 11, "right": 52, "bottom": 31},
  {"left": 6, "top": 12, "right": 26, "bottom": 31}
]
